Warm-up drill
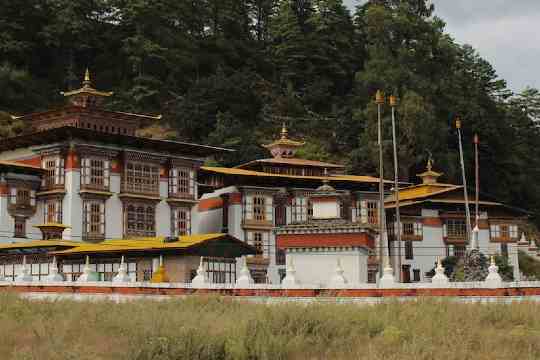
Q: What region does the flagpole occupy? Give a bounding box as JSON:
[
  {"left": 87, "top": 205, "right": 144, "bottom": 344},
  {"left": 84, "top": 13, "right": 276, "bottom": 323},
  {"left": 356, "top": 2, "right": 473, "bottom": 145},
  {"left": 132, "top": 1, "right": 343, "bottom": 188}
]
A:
[
  {"left": 376, "top": 90, "right": 387, "bottom": 277},
  {"left": 456, "top": 117, "right": 472, "bottom": 246},
  {"left": 390, "top": 95, "right": 401, "bottom": 282},
  {"left": 474, "top": 133, "right": 480, "bottom": 223}
]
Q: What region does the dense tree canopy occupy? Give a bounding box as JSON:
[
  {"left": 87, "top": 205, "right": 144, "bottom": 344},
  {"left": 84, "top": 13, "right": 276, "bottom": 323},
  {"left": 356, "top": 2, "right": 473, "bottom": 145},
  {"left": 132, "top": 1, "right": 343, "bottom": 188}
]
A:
[{"left": 1, "top": 0, "right": 540, "bottom": 223}]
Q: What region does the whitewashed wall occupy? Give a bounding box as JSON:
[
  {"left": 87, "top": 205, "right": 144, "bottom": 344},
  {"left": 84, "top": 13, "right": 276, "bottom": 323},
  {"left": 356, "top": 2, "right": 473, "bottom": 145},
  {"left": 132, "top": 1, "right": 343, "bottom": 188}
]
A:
[{"left": 287, "top": 248, "right": 369, "bottom": 286}]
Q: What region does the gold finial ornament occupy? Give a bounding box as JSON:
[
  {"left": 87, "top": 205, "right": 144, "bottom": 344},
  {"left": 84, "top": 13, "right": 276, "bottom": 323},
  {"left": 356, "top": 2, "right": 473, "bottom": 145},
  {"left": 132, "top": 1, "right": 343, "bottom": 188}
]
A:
[
  {"left": 83, "top": 68, "right": 91, "bottom": 87},
  {"left": 455, "top": 117, "right": 462, "bottom": 129},
  {"left": 281, "top": 122, "right": 288, "bottom": 139},
  {"left": 389, "top": 95, "right": 397, "bottom": 107},
  {"left": 375, "top": 90, "right": 385, "bottom": 104},
  {"left": 427, "top": 152, "right": 434, "bottom": 171}
]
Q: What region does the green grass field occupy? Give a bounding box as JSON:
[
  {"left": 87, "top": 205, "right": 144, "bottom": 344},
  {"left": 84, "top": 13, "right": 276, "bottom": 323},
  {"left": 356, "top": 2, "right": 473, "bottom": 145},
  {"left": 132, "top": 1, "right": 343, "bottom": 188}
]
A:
[{"left": 1, "top": 293, "right": 539, "bottom": 360}]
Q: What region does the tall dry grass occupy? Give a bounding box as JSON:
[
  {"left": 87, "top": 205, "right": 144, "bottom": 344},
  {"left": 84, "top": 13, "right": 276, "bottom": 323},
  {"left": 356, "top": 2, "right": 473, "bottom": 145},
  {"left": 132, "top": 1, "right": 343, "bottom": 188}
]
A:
[{"left": 0, "top": 293, "right": 539, "bottom": 360}]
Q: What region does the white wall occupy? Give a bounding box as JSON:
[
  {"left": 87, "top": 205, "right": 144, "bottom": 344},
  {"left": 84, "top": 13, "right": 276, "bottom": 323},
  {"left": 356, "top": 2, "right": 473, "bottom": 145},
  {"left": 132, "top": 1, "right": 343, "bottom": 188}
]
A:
[
  {"left": 287, "top": 248, "right": 369, "bottom": 286},
  {"left": 312, "top": 201, "right": 339, "bottom": 219},
  {"left": 194, "top": 207, "right": 222, "bottom": 234},
  {"left": 105, "top": 174, "right": 123, "bottom": 239},
  {"left": 63, "top": 169, "right": 82, "bottom": 241}
]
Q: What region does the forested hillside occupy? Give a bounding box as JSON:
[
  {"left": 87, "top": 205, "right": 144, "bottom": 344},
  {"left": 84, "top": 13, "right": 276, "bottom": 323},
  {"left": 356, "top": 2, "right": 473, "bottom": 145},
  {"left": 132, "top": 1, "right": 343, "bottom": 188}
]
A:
[{"left": 1, "top": 0, "right": 540, "bottom": 222}]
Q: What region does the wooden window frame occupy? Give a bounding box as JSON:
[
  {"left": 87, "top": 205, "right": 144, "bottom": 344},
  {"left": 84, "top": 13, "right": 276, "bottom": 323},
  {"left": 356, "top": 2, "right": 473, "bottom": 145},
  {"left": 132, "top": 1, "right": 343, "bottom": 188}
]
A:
[
  {"left": 202, "top": 257, "right": 236, "bottom": 284},
  {"left": 405, "top": 240, "right": 414, "bottom": 260},
  {"left": 122, "top": 161, "right": 160, "bottom": 195},
  {"left": 14, "top": 217, "right": 26, "bottom": 238},
  {"left": 444, "top": 219, "right": 467, "bottom": 242},
  {"left": 171, "top": 207, "right": 192, "bottom": 236},
  {"left": 169, "top": 167, "right": 196, "bottom": 199},
  {"left": 490, "top": 223, "right": 519, "bottom": 242},
  {"left": 357, "top": 199, "right": 379, "bottom": 225},
  {"left": 44, "top": 199, "right": 62, "bottom": 224},
  {"left": 81, "top": 157, "right": 110, "bottom": 190},
  {"left": 291, "top": 194, "right": 312, "bottom": 223},
  {"left": 253, "top": 196, "right": 266, "bottom": 221},
  {"left": 42, "top": 155, "right": 65, "bottom": 190},
  {"left": 83, "top": 200, "right": 105, "bottom": 240},
  {"left": 124, "top": 202, "right": 156, "bottom": 237},
  {"left": 247, "top": 231, "right": 271, "bottom": 259}
]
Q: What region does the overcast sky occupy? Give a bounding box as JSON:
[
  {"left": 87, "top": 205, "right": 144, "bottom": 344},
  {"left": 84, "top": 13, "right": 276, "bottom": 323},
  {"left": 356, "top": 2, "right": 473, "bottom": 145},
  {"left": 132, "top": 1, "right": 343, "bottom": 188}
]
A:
[{"left": 344, "top": 0, "right": 539, "bottom": 93}]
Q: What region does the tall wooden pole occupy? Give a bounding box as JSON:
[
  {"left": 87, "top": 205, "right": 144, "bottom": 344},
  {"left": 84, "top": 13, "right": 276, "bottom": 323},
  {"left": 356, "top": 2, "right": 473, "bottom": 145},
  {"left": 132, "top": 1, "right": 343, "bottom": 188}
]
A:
[
  {"left": 376, "top": 90, "right": 387, "bottom": 276},
  {"left": 472, "top": 133, "right": 480, "bottom": 250},
  {"left": 390, "top": 95, "right": 401, "bottom": 282},
  {"left": 456, "top": 118, "right": 472, "bottom": 245},
  {"left": 474, "top": 133, "right": 480, "bottom": 223}
]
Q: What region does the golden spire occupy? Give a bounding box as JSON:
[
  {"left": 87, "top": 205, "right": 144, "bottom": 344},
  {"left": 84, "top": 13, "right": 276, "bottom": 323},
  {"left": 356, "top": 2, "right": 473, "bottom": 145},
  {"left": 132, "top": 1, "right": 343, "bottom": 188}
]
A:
[
  {"left": 417, "top": 152, "right": 442, "bottom": 184},
  {"left": 281, "top": 122, "right": 288, "bottom": 139},
  {"left": 83, "top": 68, "right": 91, "bottom": 87},
  {"left": 61, "top": 68, "right": 113, "bottom": 101},
  {"left": 427, "top": 155, "right": 433, "bottom": 172}
]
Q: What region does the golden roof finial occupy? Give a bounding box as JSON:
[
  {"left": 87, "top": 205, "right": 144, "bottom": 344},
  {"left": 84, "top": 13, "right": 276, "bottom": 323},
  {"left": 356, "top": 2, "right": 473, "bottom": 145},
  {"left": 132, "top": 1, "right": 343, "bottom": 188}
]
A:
[
  {"left": 281, "top": 122, "right": 288, "bottom": 139},
  {"left": 375, "top": 90, "right": 385, "bottom": 104},
  {"left": 83, "top": 68, "right": 91, "bottom": 87},
  {"left": 389, "top": 95, "right": 397, "bottom": 107},
  {"left": 455, "top": 116, "right": 462, "bottom": 129}
]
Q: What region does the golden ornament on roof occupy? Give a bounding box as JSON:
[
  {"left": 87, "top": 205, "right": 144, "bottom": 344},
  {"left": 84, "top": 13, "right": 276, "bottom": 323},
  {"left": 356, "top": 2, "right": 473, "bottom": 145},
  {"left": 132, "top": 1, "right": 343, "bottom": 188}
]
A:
[
  {"left": 375, "top": 90, "right": 385, "bottom": 104},
  {"left": 389, "top": 95, "right": 397, "bottom": 107}
]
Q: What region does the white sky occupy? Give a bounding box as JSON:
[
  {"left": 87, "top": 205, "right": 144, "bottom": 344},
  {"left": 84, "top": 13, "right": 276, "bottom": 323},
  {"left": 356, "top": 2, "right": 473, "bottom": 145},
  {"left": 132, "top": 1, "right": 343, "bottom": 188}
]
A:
[{"left": 344, "top": 0, "right": 539, "bottom": 93}]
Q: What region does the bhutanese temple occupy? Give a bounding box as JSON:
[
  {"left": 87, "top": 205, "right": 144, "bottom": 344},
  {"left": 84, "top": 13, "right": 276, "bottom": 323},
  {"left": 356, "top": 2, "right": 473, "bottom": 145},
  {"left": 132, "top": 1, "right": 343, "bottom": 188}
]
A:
[{"left": 0, "top": 69, "right": 533, "bottom": 286}]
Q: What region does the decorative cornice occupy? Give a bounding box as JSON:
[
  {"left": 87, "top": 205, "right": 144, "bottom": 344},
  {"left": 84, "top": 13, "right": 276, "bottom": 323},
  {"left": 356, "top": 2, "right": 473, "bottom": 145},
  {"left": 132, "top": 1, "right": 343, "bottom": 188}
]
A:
[{"left": 124, "top": 150, "right": 167, "bottom": 164}]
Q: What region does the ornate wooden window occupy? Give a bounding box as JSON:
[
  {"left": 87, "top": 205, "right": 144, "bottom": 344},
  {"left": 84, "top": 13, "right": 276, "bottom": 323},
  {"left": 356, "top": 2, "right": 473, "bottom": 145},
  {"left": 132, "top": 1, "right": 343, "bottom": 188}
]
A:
[
  {"left": 171, "top": 207, "right": 191, "bottom": 236},
  {"left": 41, "top": 156, "right": 65, "bottom": 189},
  {"left": 243, "top": 192, "right": 273, "bottom": 224},
  {"left": 201, "top": 257, "right": 236, "bottom": 284},
  {"left": 123, "top": 161, "right": 160, "bottom": 195},
  {"left": 401, "top": 221, "right": 423, "bottom": 241},
  {"left": 169, "top": 167, "right": 195, "bottom": 198},
  {"left": 83, "top": 200, "right": 105, "bottom": 240},
  {"left": 44, "top": 199, "right": 62, "bottom": 223},
  {"left": 405, "top": 240, "right": 414, "bottom": 259},
  {"left": 454, "top": 245, "right": 466, "bottom": 258},
  {"left": 253, "top": 196, "right": 266, "bottom": 221},
  {"left": 8, "top": 188, "right": 36, "bottom": 208},
  {"left": 444, "top": 219, "right": 466, "bottom": 241},
  {"left": 81, "top": 157, "right": 110, "bottom": 190},
  {"left": 357, "top": 200, "right": 379, "bottom": 225},
  {"left": 125, "top": 203, "right": 156, "bottom": 237},
  {"left": 14, "top": 217, "right": 26, "bottom": 238},
  {"left": 275, "top": 204, "right": 286, "bottom": 226},
  {"left": 291, "top": 194, "right": 312, "bottom": 223},
  {"left": 490, "top": 224, "right": 519, "bottom": 242},
  {"left": 246, "top": 231, "right": 270, "bottom": 258}
]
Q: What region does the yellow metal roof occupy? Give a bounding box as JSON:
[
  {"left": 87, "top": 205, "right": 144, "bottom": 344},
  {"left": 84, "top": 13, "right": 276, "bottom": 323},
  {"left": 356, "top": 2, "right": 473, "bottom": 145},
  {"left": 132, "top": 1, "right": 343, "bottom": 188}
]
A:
[
  {"left": 0, "top": 240, "right": 80, "bottom": 250},
  {"left": 387, "top": 183, "right": 460, "bottom": 203},
  {"left": 52, "top": 234, "right": 231, "bottom": 255},
  {"left": 34, "top": 223, "right": 71, "bottom": 229},
  {"left": 201, "top": 166, "right": 387, "bottom": 184}
]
